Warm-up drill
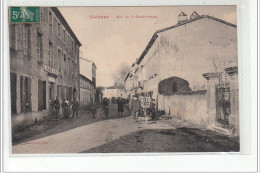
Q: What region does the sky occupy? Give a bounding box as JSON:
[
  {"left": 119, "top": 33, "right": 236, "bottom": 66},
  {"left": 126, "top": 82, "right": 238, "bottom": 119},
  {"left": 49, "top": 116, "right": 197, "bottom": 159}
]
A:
[{"left": 59, "top": 6, "right": 236, "bottom": 87}]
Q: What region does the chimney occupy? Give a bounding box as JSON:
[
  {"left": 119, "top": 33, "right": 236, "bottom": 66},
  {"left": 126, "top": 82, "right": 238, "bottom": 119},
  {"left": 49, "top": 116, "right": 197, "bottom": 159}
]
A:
[
  {"left": 178, "top": 12, "right": 188, "bottom": 24},
  {"left": 190, "top": 11, "right": 200, "bottom": 20}
]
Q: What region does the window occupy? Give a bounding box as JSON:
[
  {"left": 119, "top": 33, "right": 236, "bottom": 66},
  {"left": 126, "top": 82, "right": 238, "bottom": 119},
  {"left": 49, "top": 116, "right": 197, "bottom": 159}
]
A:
[
  {"left": 49, "top": 11, "right": 53, "bottom": 29},
  {"left": 10, "top": 25, "right": 17, "bottom": 50},
  {"left": 10, "top": 73, "right": 17, "bottom": 114},
  {"left": 38, "top": 80, "right": 46, "bottom": 111},
  {"left": 68, "top": 56, "right": 70, "bottom": 77},
  {"left": 57, "top": 48, "right": 62, "bottom": 70},
  {"left": 63, "top": 52, "right": 67, "bottom": 75},
  {"left": 63, "top": 52, "right": 66, "bottom": 61},
  {"left": 20, "top": 76, "right": 31, "bottom": 113},
  {"left": 57, "top": 22, "right": 61, "bottom": 37},
  {"left": 48, "top": 42, "right": 53, "bottom": 67},
  {"left": 22, "top": 25, "right": 30, "bottom": 55},
  {"left": 67, "top": 35, "right": 70, "bottom": 47},
  {"left": 63, "top": 29, "right": 66, "bottom": 43},
  {"left": 75, "top": 44, "right": 77, "bottom": 54},
  {"left": 37, "top": 32, "right": 43, "bottom": 60},
  {"left": 71, "top": 40, "right": 74, "bottom": 50}
]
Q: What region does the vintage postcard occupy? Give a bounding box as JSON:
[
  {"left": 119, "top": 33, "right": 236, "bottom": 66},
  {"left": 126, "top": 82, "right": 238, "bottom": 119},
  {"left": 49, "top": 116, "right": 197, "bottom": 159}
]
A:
[{"left": 8, "top": 6, "right": 239, "bottom": 154}]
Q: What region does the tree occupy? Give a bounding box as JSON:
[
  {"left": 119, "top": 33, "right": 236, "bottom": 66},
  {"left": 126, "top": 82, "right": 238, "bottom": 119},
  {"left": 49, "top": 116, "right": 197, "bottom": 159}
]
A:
[
  {"left": 210, "top": 55, "right": 237, "bottom": 87},
  {"left": 112, "top": 63, "right": 131, "bottom": 88}
]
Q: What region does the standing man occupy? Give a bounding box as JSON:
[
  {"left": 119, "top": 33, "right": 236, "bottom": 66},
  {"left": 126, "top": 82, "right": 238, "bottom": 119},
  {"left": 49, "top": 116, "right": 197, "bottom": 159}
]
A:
[
  {"left": 53, "top": 96, "right": 60, "bottom": 119},
  {"left": 61, "top": 99, "right": 69, "bottom": 119},
  {"left": 71, "top": 97, "right": 80, "bottom": 118},
  {"left": 129, "top": 95, "right": 140, "bottom": 121},
  {"left": 91, "top": 102, "right": 97, "bottom": 119},
  {"left": 117, "top": 97, "right": 124, "bottom": 118},
  {"left": 101, "top": 97, "right": 109, "bottom": 119}
]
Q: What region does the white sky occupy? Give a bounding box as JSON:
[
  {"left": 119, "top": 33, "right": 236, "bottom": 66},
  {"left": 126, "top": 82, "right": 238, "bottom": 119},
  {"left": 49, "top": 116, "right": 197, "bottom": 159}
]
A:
[{"left": 59, "top": 6, "right": 236, "bottom": 87}]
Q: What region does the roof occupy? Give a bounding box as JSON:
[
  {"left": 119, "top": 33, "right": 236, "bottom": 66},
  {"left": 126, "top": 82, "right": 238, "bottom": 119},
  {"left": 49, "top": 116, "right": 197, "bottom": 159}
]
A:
[
  {"left": 80, "top": 74, "right": 93, "bottom": 84},
  {"left": 52, "top": 7, "right": 82, "bottom": 46},
  {"left": 124, "top": 73, "right": 130, "bottom": 82},
  {"left": 136, "top": 15, "right": 237, "bottom": 65},
  {"left": 80, "top": 58, "right": 97, "bottom": 69}
]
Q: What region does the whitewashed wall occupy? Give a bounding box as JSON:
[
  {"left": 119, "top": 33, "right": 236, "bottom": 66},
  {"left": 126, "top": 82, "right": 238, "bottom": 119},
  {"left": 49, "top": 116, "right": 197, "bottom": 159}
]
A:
[
  {"left": 141, "top": 17, "right": 237, "bottom": 90},
  {"left": 158, "top": 91, "right": 208, "bottom": 126}
]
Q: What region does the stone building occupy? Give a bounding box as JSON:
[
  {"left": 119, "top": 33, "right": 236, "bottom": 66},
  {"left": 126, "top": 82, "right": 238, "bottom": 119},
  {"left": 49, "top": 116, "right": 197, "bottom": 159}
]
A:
[
  {"left": 125, "top": 12, "right": 238, "bottom": 135},
  {"left": 125, "top": 12, "right": 237, "bottom": 98},
  {"left": 9, "top": 7, "right": 82, "bottom": 133},
  {"left": 79, "top": 74, "right": 95, "bottom": 108},
  {"left": 79, "top": 58, "right": 96, "bottom": 88},
  {"left": 79, "top": 58, "right": 97, "bottom": 107},
  {"left": 103, "top": 86, "right": 126, "bottom": 99}
]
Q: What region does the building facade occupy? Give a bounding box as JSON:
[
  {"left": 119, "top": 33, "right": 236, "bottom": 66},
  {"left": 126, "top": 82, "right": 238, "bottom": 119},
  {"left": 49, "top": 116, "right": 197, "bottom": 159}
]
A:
[
  {"left": 79, "top": 58, "right": 96, "bottom": 88},
  {"left": 9, "top": 7, "right": 82, "bottom": 133},
  {"left": 125, "top": 12, "right": 237, "bottom": 99},
  {"left": 124, "top": 12, "right": 238, "bottom": 134},
  {"left": 79, "top": 58, "right": 97, "bottom": 107},
  {"left": 79, "top": 74, "right": 95, "bottom": 108},
  {"left": 103, "top": 86, "right": 126, "bottom": 99}
]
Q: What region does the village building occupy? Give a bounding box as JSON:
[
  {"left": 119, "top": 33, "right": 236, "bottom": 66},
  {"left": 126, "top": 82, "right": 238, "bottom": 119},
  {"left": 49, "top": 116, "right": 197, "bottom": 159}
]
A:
[
  {"left": 79, "top": 58, "right": 97, "bottom": 108},
  {"left": 125, "top": 12, "right": 239, "bottom": 135},
  {"left": 103, "top": 86, "right": 126, "bottom": 99},
  {"left": 9, "top": 7, "right": 82, "bottom": 133},
  {"left": 79, "top": 74, "right": 95, "bottom": 108}
]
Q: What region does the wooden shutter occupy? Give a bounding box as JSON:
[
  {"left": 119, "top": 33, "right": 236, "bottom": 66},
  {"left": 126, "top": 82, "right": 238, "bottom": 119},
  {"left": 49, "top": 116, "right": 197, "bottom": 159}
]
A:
[
  {"left": 38, "top": 80, "right": 43, "bottom": 111},
  {"left": 20, "top": 76, "right": 24, "bottom": 112},
  {"left": 27, "top": 77, "right": 32, "bottom": 111},
  {"left": 27, "top": 26, "right": 31, "bottom": 57}
]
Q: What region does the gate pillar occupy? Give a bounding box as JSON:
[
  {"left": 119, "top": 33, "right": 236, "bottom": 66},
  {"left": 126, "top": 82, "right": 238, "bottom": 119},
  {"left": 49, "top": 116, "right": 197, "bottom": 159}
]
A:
[
  {"left": 225, "top": 66, "right": 239, "bottom": 136},
  {"left": 203, "top": 72, "right": 221, "bottom": 126}
]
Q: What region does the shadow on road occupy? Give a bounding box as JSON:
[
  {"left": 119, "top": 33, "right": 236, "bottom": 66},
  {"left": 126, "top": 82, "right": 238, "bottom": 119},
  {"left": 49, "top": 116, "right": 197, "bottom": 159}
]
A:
[{"left": 82, "top": 127, "right": 240, "bottom": 153}]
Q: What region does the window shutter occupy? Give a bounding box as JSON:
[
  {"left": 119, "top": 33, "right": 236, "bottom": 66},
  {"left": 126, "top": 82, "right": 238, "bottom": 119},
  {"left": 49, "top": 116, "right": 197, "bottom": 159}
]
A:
[
  {"left": 20, "top": 76, "right": 24, "bottom": 112},
  {"left": 28, "top": 77, "right": 32, "bottom": 110},
  {"left": 27, "top": 26, "right": 31, "bottom": 58},
  {"left": 22, "top": 25, "right": 26, "bottom": 55},
  {"left": 38, "top": 80, "right": 42, "bottom": 111}
]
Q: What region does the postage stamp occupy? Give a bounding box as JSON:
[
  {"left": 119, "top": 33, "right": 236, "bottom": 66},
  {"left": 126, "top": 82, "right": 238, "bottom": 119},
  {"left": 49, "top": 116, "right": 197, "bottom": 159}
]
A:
[{"left": 9, "top": 7, "right": 41, "bottom": 23}]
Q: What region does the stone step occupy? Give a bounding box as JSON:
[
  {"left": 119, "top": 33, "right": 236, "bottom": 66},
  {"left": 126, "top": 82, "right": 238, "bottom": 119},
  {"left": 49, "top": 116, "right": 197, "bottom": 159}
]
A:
[{"left": 209, "top": 125, "right": 231, "bottom": 135}]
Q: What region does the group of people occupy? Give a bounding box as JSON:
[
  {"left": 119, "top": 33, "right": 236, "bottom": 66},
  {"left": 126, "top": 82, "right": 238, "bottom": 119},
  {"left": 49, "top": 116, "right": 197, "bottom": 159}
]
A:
[
  {"left": 129, "top": 95, "right": 157, "bottom": 121},
  {"left": 51, "top": 95, "right": 156, "bottom": 121},
  {"left": 52, "top": 97, "right": 80, "bottom": 119},
  {"left": 90, "top": 97, "right": 110, "bottom": 119}
]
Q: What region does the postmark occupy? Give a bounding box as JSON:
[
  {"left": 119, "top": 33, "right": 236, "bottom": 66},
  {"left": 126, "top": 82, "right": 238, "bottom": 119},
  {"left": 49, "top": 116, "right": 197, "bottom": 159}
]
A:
[{"left": 9, "top": 7, "right": 41, "bottom": 24}]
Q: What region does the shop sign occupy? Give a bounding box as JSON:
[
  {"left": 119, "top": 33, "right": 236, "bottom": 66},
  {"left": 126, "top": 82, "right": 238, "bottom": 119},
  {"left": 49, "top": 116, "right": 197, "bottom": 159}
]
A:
[{"left": 44, "top": 64, "right": 60, "bottom": 77}]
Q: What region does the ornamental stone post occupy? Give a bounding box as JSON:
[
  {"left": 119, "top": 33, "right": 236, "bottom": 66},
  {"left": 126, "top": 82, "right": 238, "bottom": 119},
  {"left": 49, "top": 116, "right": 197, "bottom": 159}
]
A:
[
  {"left": 203, "top": 72, "right": 221, "bottom": 127},
  {"left": 225, "top": 66, "right": 239, "bottom": 136}
]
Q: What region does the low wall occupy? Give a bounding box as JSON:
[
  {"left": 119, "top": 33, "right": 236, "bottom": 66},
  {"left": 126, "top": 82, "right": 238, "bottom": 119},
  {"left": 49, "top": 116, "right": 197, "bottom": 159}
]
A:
[
  {"left": 11, "top": 110, "right": 48, "bottom": 135},
  {"left": 158, "top": 90, "right": 208, "bottom": 126}
]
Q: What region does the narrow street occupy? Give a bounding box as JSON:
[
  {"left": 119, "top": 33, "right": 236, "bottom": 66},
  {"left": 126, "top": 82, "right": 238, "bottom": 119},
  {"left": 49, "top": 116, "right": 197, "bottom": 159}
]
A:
[{"left": 12, "top": 103, "right": 239, "bottom": 154}]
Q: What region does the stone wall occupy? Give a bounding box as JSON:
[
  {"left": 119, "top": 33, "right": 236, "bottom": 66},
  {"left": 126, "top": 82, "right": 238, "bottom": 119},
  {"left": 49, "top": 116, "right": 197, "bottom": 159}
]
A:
[
  {"left": 158, "top": 90, "right": 208, "bottom": 126},
  {"left": 11, "top": 110, "right": 48, "bottom": 135}
]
